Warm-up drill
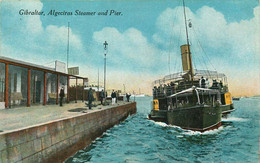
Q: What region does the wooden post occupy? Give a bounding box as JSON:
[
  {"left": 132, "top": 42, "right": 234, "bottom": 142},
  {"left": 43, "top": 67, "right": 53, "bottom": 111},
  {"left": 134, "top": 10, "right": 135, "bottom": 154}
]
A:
[
  {"left": 56, "top": 74, "right": 59, "bottom": 105},
  {"left": 67, "top": 76, "right": 70, "bottom": 103},
  {"left": 5, "top": 64, "right": 8, "bottom": 108},
  {"left": 75, "top": 78, "right": 77, "bottom": 103},
  {"left": 43, "top": 72, "right": 47, "bottom": 105},
  {"left": 27, "top": 69, "right": 31, "bottom": 107}
]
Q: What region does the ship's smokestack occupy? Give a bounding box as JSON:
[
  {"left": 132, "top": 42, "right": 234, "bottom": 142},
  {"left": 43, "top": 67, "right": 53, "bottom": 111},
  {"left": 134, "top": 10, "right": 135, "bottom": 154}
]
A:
[{"left": 180, "top": 44, "right": 193, "bottom": 73}]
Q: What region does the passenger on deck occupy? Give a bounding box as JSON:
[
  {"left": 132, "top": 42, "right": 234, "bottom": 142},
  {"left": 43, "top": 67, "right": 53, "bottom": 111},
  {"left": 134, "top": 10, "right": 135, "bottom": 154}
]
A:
[
  {"left": 170, "top": 82, "right": 175, "bottom": 94},
  {"left": 158, "top": 85, "right": 161, "bottom": 95},
  {"left": 163, "top": 84, "right": 167, "bottom": 95},
  {"left": 205, "top": 78, "right": 210, "bottom": 88},
  {"left": 212, "top": 80, "right": 218, "bottom": 89},
  {"left": 159, "top": 85, "right": 164, "bottom": 97},
  {"left": 153, "top": 86, "right": 157, "bottom": 98},
  {"left": 200, "top": 76, "right": 206, "bottom": 88},
  {"left": 166, "top": 83, "right": 171, "bottom": 96},
  {"left": 219, "top": 81, "right": 223, "bottom": 90}
]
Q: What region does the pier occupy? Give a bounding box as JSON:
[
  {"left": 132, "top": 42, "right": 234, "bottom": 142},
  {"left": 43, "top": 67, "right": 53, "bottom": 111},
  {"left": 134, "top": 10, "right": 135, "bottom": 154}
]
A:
[{"left": 0, "top": 101, "right": 136, "bottom": 162}]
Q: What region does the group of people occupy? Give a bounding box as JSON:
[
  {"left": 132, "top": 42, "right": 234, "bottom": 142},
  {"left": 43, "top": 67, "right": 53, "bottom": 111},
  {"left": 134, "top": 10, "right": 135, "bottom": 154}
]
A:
[
  {"left": 153, "top": 83, "right": 175, "bottom": 98},
  {"left": 61, "top": 87, "right": 131, "bottom": 110},
  {"left": 152, "top": 76, "right": 225, "bottom": 99},
  {"left": 199, "top": 76, "right": 223, "bottom": 90},
  {"left": 212, "top": 79, "right": 223, "bottom": 89},
  {"left": 111, "top": 90, "right": 128, "bottom": 104},
  {"left": 88, "top": 89, "right": 131, "bottom": 109},
  {"left": 88, "top": 88, "right": 106, "bottom": 109},
  {"left": 199, "top": 76, "right": 209, "bottom": 88}
]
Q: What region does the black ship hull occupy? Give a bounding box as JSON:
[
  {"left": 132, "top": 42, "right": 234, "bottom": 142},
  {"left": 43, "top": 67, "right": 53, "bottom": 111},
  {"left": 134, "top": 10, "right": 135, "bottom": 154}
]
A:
[
  {"left": 148, "top": 110, "right": 168, "bottom": 123},
  {"left": 167, "top": 105, "right": 222, "bottom": 132},
  {"left": 149, "top": 104, "right": 227, "bottom": 132}
]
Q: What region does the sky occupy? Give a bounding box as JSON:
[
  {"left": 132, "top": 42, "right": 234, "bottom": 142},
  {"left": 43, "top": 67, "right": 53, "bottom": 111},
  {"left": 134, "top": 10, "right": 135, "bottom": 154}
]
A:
[{"left": 0, "top": 0, "right": 259, "bottom": 96}]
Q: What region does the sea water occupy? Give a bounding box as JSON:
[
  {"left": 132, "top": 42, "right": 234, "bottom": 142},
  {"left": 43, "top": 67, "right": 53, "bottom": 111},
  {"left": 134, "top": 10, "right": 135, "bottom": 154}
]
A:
[{"left": 65, "top": 96, "right": 259, "bottom": 163}]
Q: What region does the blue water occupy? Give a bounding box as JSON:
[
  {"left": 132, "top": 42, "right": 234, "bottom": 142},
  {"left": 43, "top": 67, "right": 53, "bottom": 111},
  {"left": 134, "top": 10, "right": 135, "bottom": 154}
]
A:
[{"left": 65, "top": 96, "right": 259, "bottom": 163}]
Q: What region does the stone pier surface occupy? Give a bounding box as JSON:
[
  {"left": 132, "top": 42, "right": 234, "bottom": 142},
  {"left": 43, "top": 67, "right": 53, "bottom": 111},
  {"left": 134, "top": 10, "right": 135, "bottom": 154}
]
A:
[{"left": 0, "top": 101, "right": 136, "bottom": 163}]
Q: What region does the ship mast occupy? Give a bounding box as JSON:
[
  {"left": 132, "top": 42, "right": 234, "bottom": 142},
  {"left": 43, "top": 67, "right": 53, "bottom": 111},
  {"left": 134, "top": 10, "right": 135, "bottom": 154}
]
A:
[{"left": 182, "top": 0, "right": 194, "bottom": 85}]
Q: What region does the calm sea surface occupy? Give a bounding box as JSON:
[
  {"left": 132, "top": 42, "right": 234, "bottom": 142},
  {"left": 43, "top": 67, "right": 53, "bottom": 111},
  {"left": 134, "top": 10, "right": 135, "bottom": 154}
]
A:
[{"left": 65, "top": 96, "right": 259, "bottom": 163}]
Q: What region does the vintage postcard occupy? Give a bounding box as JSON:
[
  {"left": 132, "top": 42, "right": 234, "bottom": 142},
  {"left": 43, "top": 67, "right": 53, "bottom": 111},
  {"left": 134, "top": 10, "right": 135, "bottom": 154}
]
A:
[{"left": 0, "top": 0, "right": 259, "bottom": 162}]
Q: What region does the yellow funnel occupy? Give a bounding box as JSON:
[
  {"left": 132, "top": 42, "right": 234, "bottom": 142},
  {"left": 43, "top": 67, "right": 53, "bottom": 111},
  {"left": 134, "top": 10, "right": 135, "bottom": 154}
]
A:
[{"left": 181, "top": 44, "right": 193, "bottom": 73}]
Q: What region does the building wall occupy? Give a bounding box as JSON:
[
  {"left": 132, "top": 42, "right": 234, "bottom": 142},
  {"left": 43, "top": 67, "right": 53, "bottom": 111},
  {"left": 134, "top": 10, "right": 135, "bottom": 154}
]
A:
[
  {"left": 0, "top": 102, "right": 136, "bottom": 163},
  {"left": 0, "top": 58, "right": 88, "bottom": 108}
]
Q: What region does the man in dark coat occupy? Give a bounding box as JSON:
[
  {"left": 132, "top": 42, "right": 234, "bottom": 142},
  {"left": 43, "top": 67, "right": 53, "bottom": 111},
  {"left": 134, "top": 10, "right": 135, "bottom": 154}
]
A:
[
  {"left": 111, "top": 90, "right": 116, "bottom": 104},
  {"left": 88, "top": 88, "right": 94, "bottom": 109},
  {"left": 126, "top": 93, "right": 131, "bottom": 102},
  {"left": 100, "top": 89, "right": 104, "bottom": 105},
  {"left": 59, "top": 87, "right": 65, "bottom": 106}
]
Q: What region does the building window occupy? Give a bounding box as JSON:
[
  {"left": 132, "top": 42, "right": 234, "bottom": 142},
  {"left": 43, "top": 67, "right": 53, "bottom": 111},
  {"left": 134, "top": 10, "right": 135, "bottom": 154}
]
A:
[
  {"left": 30, "top": 70, "right": 44, "bottom": 104},
  {"left": 8, "top": 65, "right": 28, "bottom": 107},
  {"left": 0, "top": 63, "right": 5, "bottom": 106},
  {"left": 46, "top": 73, "right": 57, "bottom": 104},
  {"left": 77, "top": 78, "right": 84, "bottom": 101}
]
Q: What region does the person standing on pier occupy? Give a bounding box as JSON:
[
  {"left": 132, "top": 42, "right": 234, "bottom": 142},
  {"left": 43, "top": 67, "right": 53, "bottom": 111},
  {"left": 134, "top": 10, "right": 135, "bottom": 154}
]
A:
[
  {"left": 126, "top": 93, "right": 131, "bottom": 102},
  {"left": 100, "top": 89, "right": 104, "bottom": 105},
  {"left": 88, "top": 88, "right": 94, "bottom": 109},
  {"left": 116, "top": 91, "right": 119, "bottom": 103},
  {"left": 111, "top": 90, "right": 116, "bottom": 105},
  {"left": 59, "top": 86, "right": 65, "bottom": 106}
]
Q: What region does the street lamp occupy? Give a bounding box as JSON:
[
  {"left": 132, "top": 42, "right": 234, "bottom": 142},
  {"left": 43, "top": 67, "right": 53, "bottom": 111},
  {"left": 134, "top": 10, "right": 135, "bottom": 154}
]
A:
[{"left": 103, "top": 41, "right": 108, "bottom": 104}]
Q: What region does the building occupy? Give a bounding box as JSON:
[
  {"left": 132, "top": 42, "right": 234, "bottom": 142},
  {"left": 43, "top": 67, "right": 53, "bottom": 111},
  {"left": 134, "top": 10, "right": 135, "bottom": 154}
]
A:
[{"left": 0, "top": 56, "right": 87, "bottom": 109}]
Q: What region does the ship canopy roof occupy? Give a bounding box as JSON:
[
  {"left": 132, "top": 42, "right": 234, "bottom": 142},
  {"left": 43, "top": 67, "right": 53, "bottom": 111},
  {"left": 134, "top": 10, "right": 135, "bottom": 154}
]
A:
[
  {"left": 168, "top": 86, "right": 220, "bottom": 98},
  {"left": 152, "top": 69, "right": 226, "bottom": 86},
  {"left": 167, "top": 86, "right": 221, "bottom": 105}
]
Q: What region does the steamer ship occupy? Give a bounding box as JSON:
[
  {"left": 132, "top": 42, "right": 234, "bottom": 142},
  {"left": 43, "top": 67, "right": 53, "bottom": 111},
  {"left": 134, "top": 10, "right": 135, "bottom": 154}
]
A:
[{"left": 148, "top": 0, "right": 234, "bottom": 132}]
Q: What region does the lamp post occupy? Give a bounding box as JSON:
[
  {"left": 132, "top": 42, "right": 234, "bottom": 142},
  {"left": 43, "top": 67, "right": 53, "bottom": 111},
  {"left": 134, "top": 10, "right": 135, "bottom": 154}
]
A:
[{"left": 103, "top": 41, "right": 108, "bottom": 103}]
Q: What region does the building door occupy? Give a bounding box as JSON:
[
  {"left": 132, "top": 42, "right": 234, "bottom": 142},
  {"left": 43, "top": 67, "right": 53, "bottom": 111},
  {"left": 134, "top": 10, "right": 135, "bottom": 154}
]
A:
[{"left": 36, "top": 81, "right": 41, "bottom": 103}]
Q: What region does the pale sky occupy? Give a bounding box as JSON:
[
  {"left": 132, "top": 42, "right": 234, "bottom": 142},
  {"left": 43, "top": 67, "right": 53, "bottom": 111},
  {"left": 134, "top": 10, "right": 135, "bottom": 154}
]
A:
[{"left": 0, "top": 0, "right": 259, "bottom": 96}]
